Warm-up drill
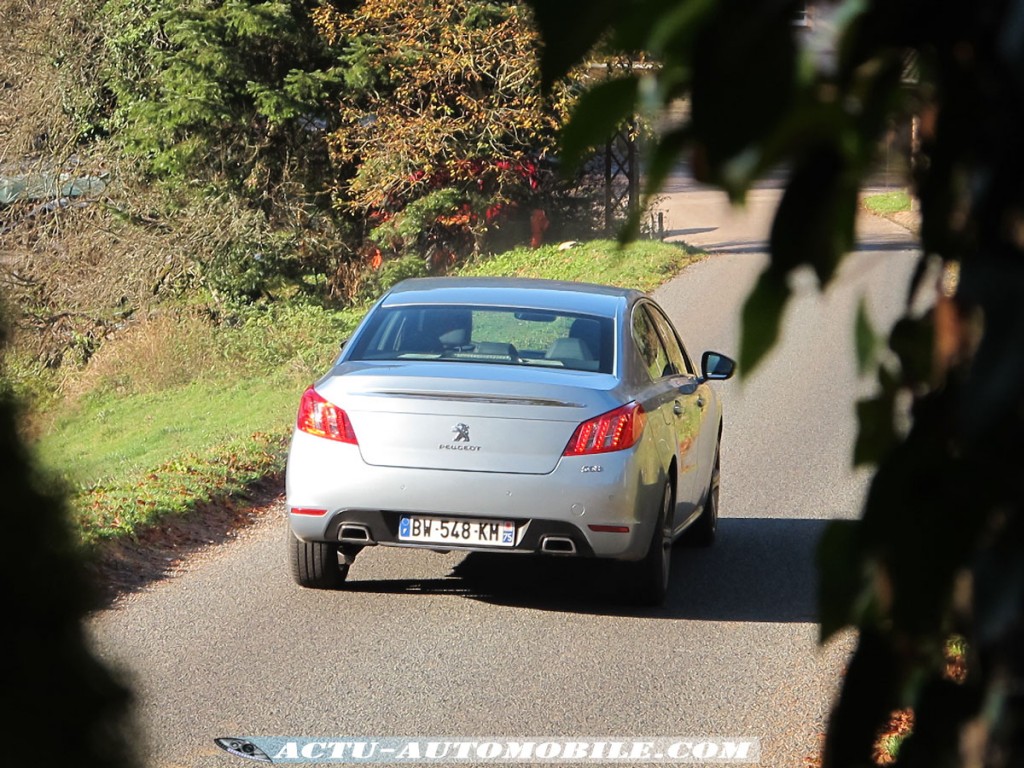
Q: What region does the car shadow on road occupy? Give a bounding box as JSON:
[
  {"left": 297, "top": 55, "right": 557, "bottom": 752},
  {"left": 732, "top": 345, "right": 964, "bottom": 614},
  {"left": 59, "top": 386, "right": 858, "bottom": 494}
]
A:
[
  {"left": 663, "top": 226, "right": 718, "bottom": 239},
  {"left": 345, "top": 518, "right": 832, "bottom": 621}
]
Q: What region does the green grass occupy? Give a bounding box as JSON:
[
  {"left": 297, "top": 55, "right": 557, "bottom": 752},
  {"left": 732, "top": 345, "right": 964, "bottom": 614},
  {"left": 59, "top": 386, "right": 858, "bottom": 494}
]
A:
[
  {"left": 74, "top": 431, "right": 290, "bottom": 544},
  {"left": 863, "top": 189, "right": 913, "bottom": 215},
  {"left": 40, "top": 376, "right": 301, "bottom": 489},
  {"left": 459, "top": 239, "right": 699, "bottom": 291},
  {"left": 33, "top": 239, "right": 700, "bottom": 546}
]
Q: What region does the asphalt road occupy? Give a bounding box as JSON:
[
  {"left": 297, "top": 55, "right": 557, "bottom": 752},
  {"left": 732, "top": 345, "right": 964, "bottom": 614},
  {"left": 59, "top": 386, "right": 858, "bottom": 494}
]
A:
[{"left": 88, "top": 175, "right": 920, "bottom": 768}]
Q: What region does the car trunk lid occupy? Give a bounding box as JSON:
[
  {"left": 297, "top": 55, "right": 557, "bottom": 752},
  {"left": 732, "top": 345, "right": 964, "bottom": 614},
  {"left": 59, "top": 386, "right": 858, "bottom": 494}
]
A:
[{"left": 318, "top": 362, "right": 618, "bottom": 475}]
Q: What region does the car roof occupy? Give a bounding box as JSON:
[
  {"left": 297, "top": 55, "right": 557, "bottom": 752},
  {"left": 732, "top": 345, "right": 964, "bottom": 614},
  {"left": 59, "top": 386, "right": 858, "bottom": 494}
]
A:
[{"left": 381, "top": 277, "right": 642, "bottom": 317}]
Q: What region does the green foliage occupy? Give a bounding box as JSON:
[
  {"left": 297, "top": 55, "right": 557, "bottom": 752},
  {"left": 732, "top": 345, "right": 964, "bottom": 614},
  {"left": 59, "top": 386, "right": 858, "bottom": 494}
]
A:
[
  {"left": 738, "top": 270, "right": 789, "bottom": 377},
  {"left": 87, "top": 0, "right": 360, "bottom": 310},
  {"left": 880, "top": 731, "right": 910, "bottom": 762},
  {"left": 88, "top": 0, "right": 600, "bottom": 305},
  {"left": 370, "top": 188, "right": 473, "bottom": 251},
  {"left": 525, "top": 0, "right": 1024, "bottom": 766},
  {"left": 315, "top": 0, "right": 587, "bottom": 264},
  {"left": 248, "top": 68, "right": 340, "bottom": 123},
  {"left": 212, "top": 300, "right": 362, "bottom": 375},
  {"left": 2, "top": 345, "right": 64, "bottom": 419},
  {"left": 855, "top": 297, "right": 881, "bottom": 377},
  {"left": 352, "top": 255, "right": 430, "bottom": 305},
  {"left": 525, "top": 0, "right": 621, "bottom": 92},
  {"left": 770, "top": 145, "right": 858, "bottom": 286},
  {"left": 100, "top": 0, "right": 342, "bottom": 213},
  {"left": 198, "top": 218, "right": 297, "bottom": 301}
]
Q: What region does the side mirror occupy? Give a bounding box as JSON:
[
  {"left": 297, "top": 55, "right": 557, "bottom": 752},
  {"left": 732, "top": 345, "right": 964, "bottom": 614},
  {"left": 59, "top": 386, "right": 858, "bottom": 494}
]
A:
[{"left": 702, "top": 351, "right": 735, "bottom": 381}]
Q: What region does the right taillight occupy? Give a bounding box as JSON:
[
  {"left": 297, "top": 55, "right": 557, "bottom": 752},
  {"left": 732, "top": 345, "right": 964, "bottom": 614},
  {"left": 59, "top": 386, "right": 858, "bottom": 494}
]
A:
[
  {"left": 563, "top": 402, "right": 646, "bottom": 456},
  {"left": 296, "top": 387, "right": 358, "bottom": 444}
]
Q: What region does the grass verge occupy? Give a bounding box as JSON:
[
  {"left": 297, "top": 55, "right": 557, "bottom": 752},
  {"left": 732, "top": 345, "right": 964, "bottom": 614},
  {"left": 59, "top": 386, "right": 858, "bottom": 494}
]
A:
[
  {"left": 862, "top": 189, "right": 912, "bottom": 216},
  {"left": 34, "top": 239, "right": 700, "bottom": 552}
]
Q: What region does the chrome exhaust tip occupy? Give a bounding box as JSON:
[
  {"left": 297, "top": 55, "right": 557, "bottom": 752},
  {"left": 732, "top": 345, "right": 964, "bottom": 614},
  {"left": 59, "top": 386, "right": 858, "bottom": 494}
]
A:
[
  {"left": 540, "top": 536, "right": 577, "bottom": 555},
  {"left": 338, "top": 524, "right": 373, "bottom": 544}
]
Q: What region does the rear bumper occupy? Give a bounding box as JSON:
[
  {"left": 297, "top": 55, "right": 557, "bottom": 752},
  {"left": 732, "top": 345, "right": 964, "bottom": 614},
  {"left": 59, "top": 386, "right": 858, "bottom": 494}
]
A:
[
  {"left": 310, "top": 509, "right": 600, "bottom": 557},
  {"left": 285, "top": 430, "right": 662, "bottom": 561}
]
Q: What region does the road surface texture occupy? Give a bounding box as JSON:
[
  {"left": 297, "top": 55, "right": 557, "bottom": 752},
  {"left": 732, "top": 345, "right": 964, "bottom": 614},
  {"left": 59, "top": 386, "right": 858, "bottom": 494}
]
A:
[{"left": 88, "top": 172, "right": 920, "bottom": 768}]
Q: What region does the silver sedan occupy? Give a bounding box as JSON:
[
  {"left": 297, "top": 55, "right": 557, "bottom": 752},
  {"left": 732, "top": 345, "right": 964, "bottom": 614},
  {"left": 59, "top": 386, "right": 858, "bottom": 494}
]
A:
[{"left": 285, "top": 277, "right": 734, "bottom": 605}]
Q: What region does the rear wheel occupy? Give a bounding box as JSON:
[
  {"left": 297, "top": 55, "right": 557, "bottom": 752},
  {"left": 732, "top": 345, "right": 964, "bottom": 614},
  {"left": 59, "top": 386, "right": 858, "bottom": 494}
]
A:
[
  {"left": 625, "top": 481, "right": 673, "bottom": 606},
  {"left": 288, "top": 529, "right": 349, "bottom": 589},
  {"left": 686, "top": 443, "right": 720, "bottom": 547}
]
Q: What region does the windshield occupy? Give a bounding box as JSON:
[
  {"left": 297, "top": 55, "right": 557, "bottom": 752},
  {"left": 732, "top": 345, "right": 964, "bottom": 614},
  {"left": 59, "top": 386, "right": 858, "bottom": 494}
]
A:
[{"left": 348, "top": 305, "right": 614, "bottom": 373}]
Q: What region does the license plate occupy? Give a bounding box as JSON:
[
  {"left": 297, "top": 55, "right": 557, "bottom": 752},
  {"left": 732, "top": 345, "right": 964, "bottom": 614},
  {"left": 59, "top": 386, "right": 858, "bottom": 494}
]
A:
[{"left": 398, "top": 515, "right": 516, "bottom": 547}]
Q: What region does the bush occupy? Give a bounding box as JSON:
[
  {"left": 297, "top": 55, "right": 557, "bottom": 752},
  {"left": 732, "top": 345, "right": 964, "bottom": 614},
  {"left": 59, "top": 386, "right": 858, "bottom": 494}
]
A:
[
  {"left": 199, "top": 224, "right": 297, "bottom": 302},
  {"left": 352, "top": 255, "right": 429, "bottom": 304}
]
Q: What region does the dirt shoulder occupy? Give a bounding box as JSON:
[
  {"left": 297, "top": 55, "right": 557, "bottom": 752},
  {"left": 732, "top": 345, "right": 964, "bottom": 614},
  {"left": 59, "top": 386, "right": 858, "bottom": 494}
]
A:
[
  {"left": 881, "top": 208, "right": 920, "bottom": 235},
  {"left": 86, "top": 480, "right": 285, "bottom": 609}
]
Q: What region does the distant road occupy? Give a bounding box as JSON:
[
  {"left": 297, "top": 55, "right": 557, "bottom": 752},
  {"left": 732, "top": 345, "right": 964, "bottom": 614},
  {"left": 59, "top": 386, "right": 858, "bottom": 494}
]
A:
[{"left": 88, "top": 173, "right": 920, "bottom": 768}]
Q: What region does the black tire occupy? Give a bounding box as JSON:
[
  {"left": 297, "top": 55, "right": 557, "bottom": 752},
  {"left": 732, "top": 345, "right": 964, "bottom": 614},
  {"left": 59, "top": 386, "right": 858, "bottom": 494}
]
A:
[
  {"left": 288, "top": 529, "right": 349, "bottom": 589},
  {"left": 625, "top": 480, "right": 673, "bottom": 607},
  {"left": 686, "top": 443, "right": 720, "bottom": 547}
]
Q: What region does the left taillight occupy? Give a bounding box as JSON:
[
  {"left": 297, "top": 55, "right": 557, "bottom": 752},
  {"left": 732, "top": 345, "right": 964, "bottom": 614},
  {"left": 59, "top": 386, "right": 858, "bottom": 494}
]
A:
[{"left": 296, "top": 387, "right": 358, "bottom": 444}]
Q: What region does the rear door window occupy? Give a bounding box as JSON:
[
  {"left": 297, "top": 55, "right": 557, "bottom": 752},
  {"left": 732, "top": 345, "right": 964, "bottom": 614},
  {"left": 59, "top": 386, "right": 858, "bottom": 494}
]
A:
[
  {"left": 632, "top": 305, "right": 672, "bottom": 380},
  {"left": 646, "top": 304, "right": 695, "bottom": 376}
]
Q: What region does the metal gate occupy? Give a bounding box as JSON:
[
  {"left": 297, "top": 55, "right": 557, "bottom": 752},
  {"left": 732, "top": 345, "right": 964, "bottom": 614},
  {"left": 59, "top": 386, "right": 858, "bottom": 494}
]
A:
[
  {"left": 595, "top": 59, "right": 641, "bottom": 235},
  {"left": 603, "top": 120, "right": 639, "bottom": 234}
]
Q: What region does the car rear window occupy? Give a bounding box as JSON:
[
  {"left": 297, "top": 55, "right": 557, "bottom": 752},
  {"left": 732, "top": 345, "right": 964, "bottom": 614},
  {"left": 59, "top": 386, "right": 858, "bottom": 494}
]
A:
[{"left": 348, "top": 305, "right": 614, "bottom": 373}]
